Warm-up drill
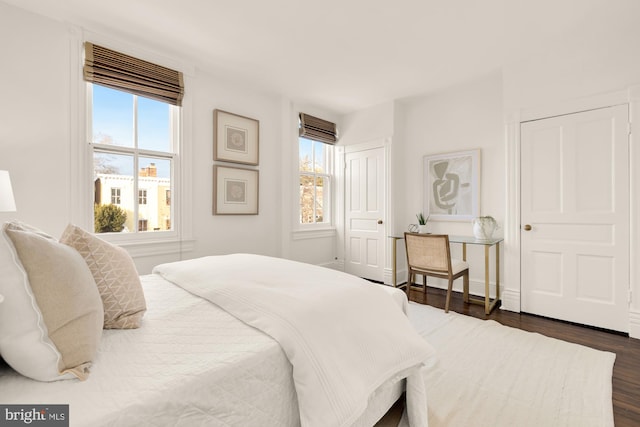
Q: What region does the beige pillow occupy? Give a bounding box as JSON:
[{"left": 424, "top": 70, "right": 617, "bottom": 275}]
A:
[
  {"left": 60, "top": 224, "right": 146, "bottom": 329},
  {"left": 0, "top": 222, "right": 67, "bottom": 381},
  {"left": 5, "top": 224, "right": 103, "bottom": 381}
]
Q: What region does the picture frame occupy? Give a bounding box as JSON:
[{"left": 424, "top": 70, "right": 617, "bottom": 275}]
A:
[
  {"left": 213, "top": 109, "right": 259, "bottom": 165},
  {"left": 213, "top": 165, "right": 259, "bottom": 215},
  {"left": 423, "top": 149, "right": 480, "bottom": 221}
]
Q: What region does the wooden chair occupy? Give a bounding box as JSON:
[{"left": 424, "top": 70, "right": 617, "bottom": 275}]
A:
[{"left": 404, "top": 232, "right": 469, "bottom": 313}]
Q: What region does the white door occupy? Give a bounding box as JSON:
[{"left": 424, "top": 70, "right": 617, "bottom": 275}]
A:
[
  {"left": 345, "top": 147, "right": 385, "bottom": 281},
  {"left": 520, "top": 104, "right": 630, "bottom": 332}
]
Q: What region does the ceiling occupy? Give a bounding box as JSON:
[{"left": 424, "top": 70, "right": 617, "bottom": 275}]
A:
[{"left": 3, "top": 0, "right": 638, "bottom": 114}]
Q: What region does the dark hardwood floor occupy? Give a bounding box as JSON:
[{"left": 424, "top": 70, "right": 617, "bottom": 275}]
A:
[{"left": 406, "top": 285, "right": 640, "bottom": 427}]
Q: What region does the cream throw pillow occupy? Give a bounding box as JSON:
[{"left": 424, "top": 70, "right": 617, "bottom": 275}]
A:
[
  {"left": 3, "top": 222, "right": 103, "bottom": 381},
  {"left": 60, "top": 224, "right": 146, "bottom": 329}
]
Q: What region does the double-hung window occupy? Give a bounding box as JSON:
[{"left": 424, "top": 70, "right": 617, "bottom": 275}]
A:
[
  {"left": 299, "top": 138, "right": 332, "bottom": 225},
  {"left": 90, "top": 85, "right": 178, "bottom": 234},
  {"left": 298, "top": 113, "right": 338, "bottom": 227},
  {"left": 84, "top": 42, "right": 183, "bottom": 236}
]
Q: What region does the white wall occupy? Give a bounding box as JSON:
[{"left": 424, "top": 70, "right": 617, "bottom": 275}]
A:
[
  {"left": 396, "top": 72, "right": 504, "bottom": 295},
  {"left": 503, "top": 1, "right": 640, "bottom": 112},
  {"left": 0, "top": 2, "right": 339, "bottom": 273},
  {"left": 189, "top": 68, "right": 283, "bottom": 261},
  {"left": 0, "top": 3, "right": 71, "bottom": 233}
]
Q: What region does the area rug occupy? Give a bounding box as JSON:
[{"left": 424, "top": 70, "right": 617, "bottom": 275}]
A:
[{"left": 407, "top": 302, "right": 616, "bottom": 427}]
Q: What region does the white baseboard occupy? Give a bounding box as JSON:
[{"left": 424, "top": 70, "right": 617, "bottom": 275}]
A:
[
  {"left": 320, "top": 260, "right": 342, "bottom": 271},
  {"left": 500, "top": 288, "right": 521, "bottom": 312},
  {"left": 629, "top": 310, "right": 640, "bottom": 339},
  {"left": 384, "top": 267, "right": 407, "bottom": 286}
]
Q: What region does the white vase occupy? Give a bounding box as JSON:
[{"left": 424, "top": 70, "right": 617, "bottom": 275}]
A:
[
  {"left": 418, "top": 224, "right": 428, "bottom": 234},
  {"left": 472, "top": 216, "right": 497, "bottom": 240}
]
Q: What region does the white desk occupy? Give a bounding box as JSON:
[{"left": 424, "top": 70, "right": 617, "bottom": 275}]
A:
[{"left": 389, "top": 235, "right": 503, "bottom": 314}]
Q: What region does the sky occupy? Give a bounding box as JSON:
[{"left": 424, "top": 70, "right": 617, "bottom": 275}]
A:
[
  {"left": 93, "top": 84, "right": 171, "bottom": 178},
  {"left": 299, "top": 137, "right": 327, "bottom": 173}
]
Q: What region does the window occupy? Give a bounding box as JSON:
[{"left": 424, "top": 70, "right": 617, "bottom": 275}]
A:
[
  {"left": 299, "top": 137, "right": 332, "bottom": 225},
  {"left": 84, "top": 42, "right": 183, "bottom": 236},
  {"left": 110, "top": 188, "right": 121, "bottom": 204},
  {"left": 165, "top": 189, "right": 171, "bottom": 206},
  {"left": 90, "top": 84, "right": 178, "bottom": 234}
]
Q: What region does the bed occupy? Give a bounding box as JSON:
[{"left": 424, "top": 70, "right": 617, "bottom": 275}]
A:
[{"left": 0, "top": 222, "right": 433, "bottom": 427}]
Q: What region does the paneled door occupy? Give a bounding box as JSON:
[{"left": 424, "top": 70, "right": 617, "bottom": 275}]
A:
[
  {"left": 345, "top": 147, "right": 385, "bottom": 281},
  {"left": 520, "top": 104, "right": 629, "bottom": 332}
]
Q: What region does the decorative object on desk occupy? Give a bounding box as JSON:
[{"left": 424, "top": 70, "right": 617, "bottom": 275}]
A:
[
  {"left": 0, "top": 170, "right": 17, "bottom": 212},
  {"left": 214, "top": 109, "right": 259, "bottom": 165},
  {"left": 472, "top": 215, "right": 497, "bottom": 240},
  {"left": 423, "top": 149, "right": 480, "bottom": 221},
  {"left": 416, "top": 212, "right": 429, "bottom": 233},
  {"left": 213, "top": 165, "right": 259, "bottom": 215}
]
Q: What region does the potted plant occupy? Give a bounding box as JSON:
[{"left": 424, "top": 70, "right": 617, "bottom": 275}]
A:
[{"left": 416, "top": 213, "right": 429, "bottom": 233}]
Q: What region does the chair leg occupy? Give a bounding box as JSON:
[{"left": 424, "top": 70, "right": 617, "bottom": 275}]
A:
[
  {"left": 406, "top": 271, "right": 412, "bottom": 298},
  {"left": 422, "top": 274, "right": 427, "bottom": 295},
  {"left": 445, "top": 278, "right": 454, "bottom": 313},
  {"left": 463, "top": 271, "right": 469, "bottom": 303}
]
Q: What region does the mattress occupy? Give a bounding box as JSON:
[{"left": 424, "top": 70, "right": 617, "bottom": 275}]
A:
[{"left": 0, "top": 274, "right": 406, "bottom": 426}]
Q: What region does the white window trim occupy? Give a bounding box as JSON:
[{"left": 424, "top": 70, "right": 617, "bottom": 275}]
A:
[{"left": 69, "top": 30, "right": 194, "bottom": 257}]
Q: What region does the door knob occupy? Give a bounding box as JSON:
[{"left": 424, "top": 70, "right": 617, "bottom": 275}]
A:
[
  {"left": 377, "top": 219, "right": 383, "bottom": 225},
  {"left": 523, "top": 224, "right": 532, "bottom": 231}
]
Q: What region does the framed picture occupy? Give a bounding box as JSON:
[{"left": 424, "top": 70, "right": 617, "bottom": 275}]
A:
[
  {"left": 213, "top": 165, "right": 259, "bottom": 215},
  {"left": 423, "top": 149, "right": 480, "bottom": 221},
  {"left": 213, "top": 109, "right": 259, "bottom": 165}
]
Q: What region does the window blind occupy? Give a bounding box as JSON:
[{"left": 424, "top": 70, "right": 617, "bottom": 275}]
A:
[
  {"left": 83, "top": 42, "right": 184, "bottom": 106},
  {"left": 299, "top": 113, "right": 338, "bottom": 144}
]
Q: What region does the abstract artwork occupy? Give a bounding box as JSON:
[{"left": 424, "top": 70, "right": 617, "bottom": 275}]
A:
[{"left": 423, "top": 149, "right": 480, "bottom": 220}]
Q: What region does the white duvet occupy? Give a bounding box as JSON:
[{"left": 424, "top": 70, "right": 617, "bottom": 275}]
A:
[
  {"left": 153, "top": 254, "right": 434, "bottom": 427},
  {"left": 0, "top": 274, "right": 300, "bottom": 426}
]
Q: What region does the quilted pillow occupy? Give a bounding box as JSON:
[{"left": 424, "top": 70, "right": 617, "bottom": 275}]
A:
[
  {"left": 60, "top": 224, "right": 146, "bottom": 329},
  {"left": 0, "top": 221, "right": 103, "bottom": 381}
]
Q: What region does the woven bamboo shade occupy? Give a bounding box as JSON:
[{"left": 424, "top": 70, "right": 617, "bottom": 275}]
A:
[
  {"left": 299, "top": 113, "right": 338, "bottom": 144},
  {"left": 84, "top": 42, "right": 184, "bottom": 106}
]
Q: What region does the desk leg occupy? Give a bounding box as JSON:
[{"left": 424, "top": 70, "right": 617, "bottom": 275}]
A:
[
  {"left": 495, "top": 242, "right": 500, "bottom": 304},
  {"left": 392, "top": 238, "right": 397, "bottom": 288},
  {"left": 462, "top": 243, "right": 469, "bottom": 303},
  {"left": 484, "top": 245, "right": 490, "bottom": 314}
]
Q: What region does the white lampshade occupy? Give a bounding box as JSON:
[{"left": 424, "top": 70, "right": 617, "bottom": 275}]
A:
[{"left": 0, "top": 170, "right": 17, "bottom": 212}]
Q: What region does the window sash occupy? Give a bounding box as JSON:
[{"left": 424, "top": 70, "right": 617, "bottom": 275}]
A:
[{"left": 88, "top": 83, "right": 178, "bottom": 236}]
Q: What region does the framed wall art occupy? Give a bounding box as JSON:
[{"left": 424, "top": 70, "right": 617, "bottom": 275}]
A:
[
  {"left": 213, "top": 165, "right": 259, "bottom": 215},
  {"left": 423, "top": 149, "right": 480, "bottom": 221},
  {"left": 213, "top": 109, "right": 259, "bottom": 165}
]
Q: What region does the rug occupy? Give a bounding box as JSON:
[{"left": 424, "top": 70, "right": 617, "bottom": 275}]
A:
[{"left": 407, "top": 302, "right": 616, "bottom": 427}]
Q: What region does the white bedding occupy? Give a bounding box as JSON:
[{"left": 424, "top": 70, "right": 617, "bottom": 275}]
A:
[
  {"left": 153, "top": 254, "right": 434, "bottom": 427},
  {"left": 0, "top": 271, "right": 411, "bottom": 426}
]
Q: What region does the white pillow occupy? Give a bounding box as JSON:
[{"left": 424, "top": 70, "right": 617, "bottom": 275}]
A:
[{"left": 0, "top": 221, "right": 103, "bottom": 381}]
